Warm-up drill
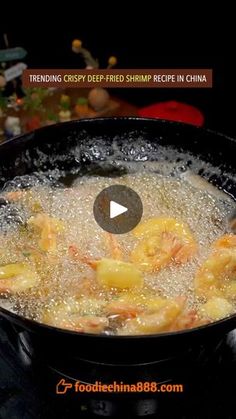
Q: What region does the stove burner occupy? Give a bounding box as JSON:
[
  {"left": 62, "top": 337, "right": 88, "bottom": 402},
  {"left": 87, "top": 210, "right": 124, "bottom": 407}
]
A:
[{"left": 0, "top": 318, "right": 235, "bottom": 418}]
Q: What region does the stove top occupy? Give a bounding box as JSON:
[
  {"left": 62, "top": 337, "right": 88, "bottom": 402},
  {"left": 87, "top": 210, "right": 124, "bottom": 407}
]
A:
[{"left": 0, "top": 317, "right": 235, "bottom": 418}]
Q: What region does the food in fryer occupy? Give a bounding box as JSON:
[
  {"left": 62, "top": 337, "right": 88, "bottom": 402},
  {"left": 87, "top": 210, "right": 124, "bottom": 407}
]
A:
[{"left": 0, "top": 171, "right": 235, "bottom": 335}]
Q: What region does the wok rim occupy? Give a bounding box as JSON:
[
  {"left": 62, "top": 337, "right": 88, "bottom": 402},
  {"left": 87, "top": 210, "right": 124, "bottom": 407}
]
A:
[
  {"left": 0, "top": 116, "right": 236, "bottom": 340},
  {"left": 1, "top": 116, "right": 236, "bottom": 148},
  {"left": 0, "top": 303, "right": 236, "bottom": 339}
]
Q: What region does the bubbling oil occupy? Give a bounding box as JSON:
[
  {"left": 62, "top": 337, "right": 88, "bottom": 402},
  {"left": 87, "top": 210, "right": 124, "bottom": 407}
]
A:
[{"left": 0, "top": 162, "right": 235, "bottom": 335}]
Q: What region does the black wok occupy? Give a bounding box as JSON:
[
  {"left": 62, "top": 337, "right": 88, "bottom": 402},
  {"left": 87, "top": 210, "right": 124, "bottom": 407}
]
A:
[{"left": 0, "top": 117, "right": 236, "bottom": 366}]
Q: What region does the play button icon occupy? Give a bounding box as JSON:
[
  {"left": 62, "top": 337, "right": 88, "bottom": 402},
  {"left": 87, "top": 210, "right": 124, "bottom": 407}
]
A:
[
  {"left": 110, "top": 201, "right": 128, "bottom": 219},
  {"left": 93, "top": 185, "right": 143, "bottom": 234}
]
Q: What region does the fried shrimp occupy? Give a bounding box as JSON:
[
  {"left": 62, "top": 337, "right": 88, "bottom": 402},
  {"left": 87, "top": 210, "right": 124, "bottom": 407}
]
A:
[
  {"left": 119, "top": 298, "right": 184, "bottom": 335},
  {"left": 68, "top": 244, "right": 143, "bottom": 289},
  {"left": 0, "top": 263, "right": 39, "bottom": 294},
  {"left": 28, "top": 213, "right": 64, "bottom": 252},
  {"left": 42, "top": 298, "right": 108, "bottom": 333},
  {"left": 1, "top": 169, "right": 235, "bottom": 336},
  {"left": 130, "top": 217, "right": 197, "bottom": 272},
  {"left": 195, "top": 235, "right": 236, "bottom": 300}
]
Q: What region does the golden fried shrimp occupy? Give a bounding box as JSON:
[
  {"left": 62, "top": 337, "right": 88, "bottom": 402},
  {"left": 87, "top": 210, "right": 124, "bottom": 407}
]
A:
[
  {"left": 224, "top": 282, "right": 236, "bottom": 300},
  {"left": 0, "top": 263, "right": 39, "bottom": 294},
  {"left": 28, "top": 213, "right": 64, "bottom": 252},
  {"left": 194, "top": 234, "right": 236, "bottom": 300},
  {"left": 213, "top": 234, "right": 236, "bottom": 250},
  {"left": 47, "top": 314, "right": 108, "bottom": 333},
  {"left": 96, "top": 258, "right": 143, "bottom": 289},
  {"left": 130, "top": 232, "right": 181, "bottom": 272},
  {"left": 68, "top": 244, "right": 143, "bottom": 290},
  {"left": 168, "top": 309, "right": 207, "bottom": 331},
  {"left": 130, "top": 217, "right": 197, "bottom": 272},
  {"left": 105, "top": 301, "right": 142, "bottom": 319},
  {"left": 42, "top": 298, "right": 108, "bottom": 333},
  {"left": 105, "top": 291, "right": 173, "bottom": 321},
  {"left": 199, "top": 297, "right": 234, "bottom": 321},
  {"left": 119, "top": 299, "right": 183, "bottom": 335}
]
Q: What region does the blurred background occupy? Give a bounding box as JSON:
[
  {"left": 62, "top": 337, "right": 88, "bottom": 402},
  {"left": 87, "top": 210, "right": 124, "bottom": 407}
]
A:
[{"left": 0, "top": 10, "right": 235, "bottom": 137}]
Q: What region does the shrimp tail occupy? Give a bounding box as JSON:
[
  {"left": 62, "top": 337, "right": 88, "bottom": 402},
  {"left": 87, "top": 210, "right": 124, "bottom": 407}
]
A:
[{"left": 68, "top": 245, "right": 98, "bottom": 269}]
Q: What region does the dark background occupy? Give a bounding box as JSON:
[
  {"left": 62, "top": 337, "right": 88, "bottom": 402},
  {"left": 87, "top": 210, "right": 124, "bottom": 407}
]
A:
[{"left": 1, "top": 10, "right": 235, "bottom": 136}]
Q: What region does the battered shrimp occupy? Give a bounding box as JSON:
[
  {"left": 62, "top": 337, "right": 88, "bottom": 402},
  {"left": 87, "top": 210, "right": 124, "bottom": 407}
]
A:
[
  {"left": 47, "top": 314, "right": 109, "bottom": 333},
  {"left": 119, "top": 298, "right": 184, "bottom": 335},
  {"left": 28, "top": 213, "right": 64, "bottom": 252},
  {"left": 0, "top": 170, "right": 235, "bottom": 336},
  {"left": 199, "top": 297, "right": 234, "bottom": 321},
  {"left": 68, "top": 244, "right": 143, "bottom": 289},
  {"left": 130, "top": 217, "right": 197, "bottom": 272},
  {"left": 195, "top": 235, "right": 236, "bottom": 300},
  {"left": 105, "top": 293, "right": 173, "bottom": 320},
  {"left": 0, "top": 263, "right": 39, "bottom": 294},
  {"left": 105, "top": 301, "right": 142, "bottom": 319},
  {"left": 42, "top": 298, "right": 108, "bottom": 333},
  {"left": 169, "top": 309, "right": 207, "bottom": 331}
]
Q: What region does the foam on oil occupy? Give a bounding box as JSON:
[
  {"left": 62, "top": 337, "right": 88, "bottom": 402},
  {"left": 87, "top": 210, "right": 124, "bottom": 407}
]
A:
[{"left": 0, "top": 154, "right": 235, "bottom": 332}]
